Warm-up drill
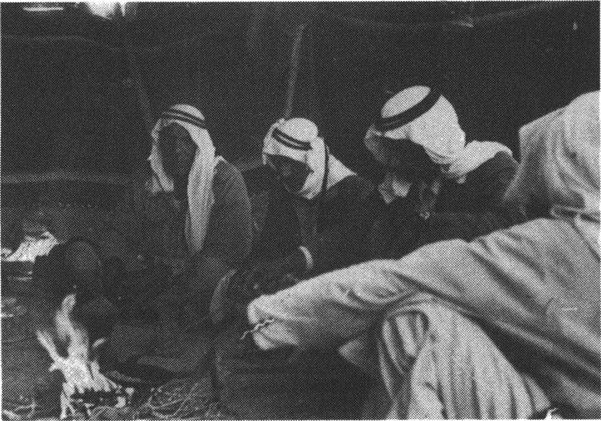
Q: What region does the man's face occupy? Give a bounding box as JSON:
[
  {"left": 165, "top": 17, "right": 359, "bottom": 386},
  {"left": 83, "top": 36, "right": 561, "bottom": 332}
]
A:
[
  {"left": 159, "top": 123, "right": 197, "bottom": 177},
  {"left": 378, "top": 136, "right": 438, "bottom": 181},
  {"left": 266, "top": 154, "right": 312, "bottom": 194}
]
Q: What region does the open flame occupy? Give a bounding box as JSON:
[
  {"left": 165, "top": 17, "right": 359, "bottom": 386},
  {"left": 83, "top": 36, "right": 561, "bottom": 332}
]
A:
[
  {"left": 36, "top": 294, "right": 128, "bottom": 419},
  {"left": 3, "top": 231, "right": 58, "bottom": 262},
  {"left": 86, "top": 2, "right": 128, "bottom": 20}
]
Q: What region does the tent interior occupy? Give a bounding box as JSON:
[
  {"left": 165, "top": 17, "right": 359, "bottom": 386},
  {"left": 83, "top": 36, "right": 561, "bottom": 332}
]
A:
[{"left": 1, "top": 2, "right": 599, "bottom": 419}]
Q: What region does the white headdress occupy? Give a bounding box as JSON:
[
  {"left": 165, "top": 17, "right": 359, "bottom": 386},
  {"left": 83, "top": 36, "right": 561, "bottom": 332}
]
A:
[
  {"left": 262, "top": 118, "right": 354, "bottom": 200},
  {"left": 365, "top": 86, "right": 511, "bottom": 203},
  {"left": 505, "top": 91, "right": 599, "bottom": 255},
  {"left": 148, "top": 104, "right": 222, "bottom": 253}
]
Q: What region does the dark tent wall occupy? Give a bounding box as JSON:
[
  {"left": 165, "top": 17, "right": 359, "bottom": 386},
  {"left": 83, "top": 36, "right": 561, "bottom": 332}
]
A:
[
  {"left": 1, "top": 3, "right": 258, "bottom": 174},
  {"left": 1, "top": 3, "right": 299, "bottom": 173},
  {"left": 2, "top": 5, "right": 135, "bottom": 174},
  {"left": 310, "top": 1, "right": 600, "bottom": 178},
  {"left": 1, "top": 37, "right": 141, "bottom": 174},
  {"left": 1, "top": 2, "right": 599, "bottom": 179}
]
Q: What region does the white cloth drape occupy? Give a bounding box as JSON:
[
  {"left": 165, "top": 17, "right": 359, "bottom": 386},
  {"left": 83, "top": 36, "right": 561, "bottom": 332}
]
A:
[
  {"left": 147, "top": 104, "right": 222, "bottom": 254},
  {"left": 505, "top": 91, "right": 600, "bottom": 256},
  {"left": 362, "top": 295, "right": 549, "bottom": 418},
  {"left": 247, "top": 91, "right": 601, "bottom": 418},
  {"left": 262, "top": 118, "right": 354, "bottom": 200},
  {"left": 364, "top": 86, "right": 511, "bottom": 202}
]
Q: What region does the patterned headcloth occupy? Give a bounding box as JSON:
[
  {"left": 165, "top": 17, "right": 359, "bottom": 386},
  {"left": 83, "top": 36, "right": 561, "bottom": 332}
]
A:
[
  {"left": 365, "top": 86, "right": 511, "bottom": 203},
  {"left": 262, "top": 118, "right": 354, "bottom": 200},
  {"left": 148, "top": 104, "right": 223, "bottom": 254},
  {"left": 505, "top": 91, "right": 599, "bottom": 255}
]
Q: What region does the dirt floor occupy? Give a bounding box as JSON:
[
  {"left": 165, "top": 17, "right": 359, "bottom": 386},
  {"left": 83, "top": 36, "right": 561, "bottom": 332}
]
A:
[
  {"left": 1, "top": 291, "right": 369, "bottom": 420},
  {"left": 2, "top": 294, "right": 63, "bottom": 419},
  {"left": 1, "top": 180, "right": 369, "bottom": 420}
]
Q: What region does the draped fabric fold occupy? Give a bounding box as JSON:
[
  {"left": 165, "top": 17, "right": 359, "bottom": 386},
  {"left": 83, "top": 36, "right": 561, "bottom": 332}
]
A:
[
  {"left": 147, "top": 104, "right": 222, "bottom": 254},
  {"left": 262, "top": 118, "right": 354, "bottom": 200},
  {"left": 247, "top": 91, "right": 601, "bottom": 418},
  {"left": 364, "top": 86, "right": 511, "bottom": 202}
]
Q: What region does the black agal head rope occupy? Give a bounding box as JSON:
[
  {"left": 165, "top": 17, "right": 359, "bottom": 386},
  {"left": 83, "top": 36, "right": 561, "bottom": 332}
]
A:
[{"left": 374, "top": 88, "right": 441, "bottom": 132}]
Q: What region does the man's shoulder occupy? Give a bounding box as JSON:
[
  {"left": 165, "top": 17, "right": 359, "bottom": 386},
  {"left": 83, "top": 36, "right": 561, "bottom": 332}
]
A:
[
  {"left": 213, "top": 159, "right": 249, "bottom": 202},
  {"left": 335, "top": 174, "right": 375, "bottom": 199},
  {"left": 214, "top": 159, "right": 244, "bottom": 184},
  {"left": 465, "top": 150, "right": 517, "bottom": 184},
  {"left": 470, "top": 217, "right": 572, "bottom": 255},
  {"left": 413, "top": 218, "right": 554, "bottom": 263},
  {"left": 478, "top": 150, "right": 517, "bottom": 172}
]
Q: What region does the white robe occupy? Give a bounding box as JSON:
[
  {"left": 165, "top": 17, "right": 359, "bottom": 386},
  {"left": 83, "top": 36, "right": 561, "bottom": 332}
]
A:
[
  {"left": 247, "top": 91, "right": 600, "bottom": 418},
  {"left": 248, "top": 218, "right": 600, "bottom": 417}
]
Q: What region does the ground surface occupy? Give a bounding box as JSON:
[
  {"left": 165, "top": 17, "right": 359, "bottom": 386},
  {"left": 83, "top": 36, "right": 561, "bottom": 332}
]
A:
[
  {"left": 2, "top": 294, "right": 63, "bottom": 418},
  {"left": 1, "top": 181, "right": 368, "bottom": 419},
  {"left": 1, "top": 292, "right": 368, "bottom": 420}
]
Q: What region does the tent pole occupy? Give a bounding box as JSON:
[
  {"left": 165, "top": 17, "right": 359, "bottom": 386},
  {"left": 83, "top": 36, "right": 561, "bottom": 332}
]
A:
[
  {"left": 283, "top": 23, "right": 307, "bottom": 119},
  {"left": 115, "top": 5, "right": 155, "bottom": 159},
  {"left": 124, "top": 42, "right": 155, "bottom": 158}
]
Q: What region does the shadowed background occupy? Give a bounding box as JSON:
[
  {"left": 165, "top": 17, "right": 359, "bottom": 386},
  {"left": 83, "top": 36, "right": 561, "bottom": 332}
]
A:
[{"left": 2, "top": 2, "right": 598, "bottom": 178}]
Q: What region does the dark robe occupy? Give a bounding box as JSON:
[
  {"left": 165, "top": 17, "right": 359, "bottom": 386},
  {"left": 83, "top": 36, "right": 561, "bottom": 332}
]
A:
[
  {"left": 306, "top": 151, "right": 527, "bottom": 274},
  {"left": 251, "top": 173, "right": 375, "bottom": 262}
]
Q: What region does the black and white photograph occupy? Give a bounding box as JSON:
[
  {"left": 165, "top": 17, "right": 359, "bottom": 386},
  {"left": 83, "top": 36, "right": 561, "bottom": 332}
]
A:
[{"left": 1, "top": 1, "right": 599, "bottom": 419}]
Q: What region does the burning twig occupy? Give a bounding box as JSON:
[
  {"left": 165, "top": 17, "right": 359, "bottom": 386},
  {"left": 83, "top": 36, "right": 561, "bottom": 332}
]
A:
[
  {"left": 136, "top": 378, "right": 224, "bottom": 419},
  {"left": 1, "top": 399, "right": 37, "bottom": 420},
  {"left": 3, "top": 232, "right": 58, "bottom": 262},
  {"left": 36, "top": 294, "right": 131, "bottom": 419}
]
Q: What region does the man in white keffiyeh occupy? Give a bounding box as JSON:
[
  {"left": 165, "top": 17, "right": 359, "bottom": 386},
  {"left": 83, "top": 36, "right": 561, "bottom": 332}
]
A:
[
  {"left": 148, "top": 104, "right": 219, "bottom": 254},
  {"left": 261, "top": 117, "right": 356, "bottom": 201},
  {"left": 240, "top": 87, "right": 527, "bottom": 282},
  {"left": 145, "top": 104, "right": 253, "bottom": 296},
  {"left": 209, "top": 118, "right": 374, "bottom": 324},
  {"left": 246, "top": 91, "right": 600, "bottom": 418},
  {"left": 101, "top": 104, "right": 254, "bottom": 363},
  {"left": 32, "top": 104, "right": 254, "bottom": 371},
  {"left": 364, "top": 86, "right": 513, "bottom": 203},
  {"left": 256, "top": 117, "right": 372, "bottom": 251}
]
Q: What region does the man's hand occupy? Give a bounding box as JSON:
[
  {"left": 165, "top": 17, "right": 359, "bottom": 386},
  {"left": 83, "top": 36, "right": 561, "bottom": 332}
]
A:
[
  {"left": 389, "top": 180, "right": 431, "bottom": 227},
  {"left": 247, "top": 249, "right": 308, "bottom": 292},
  {"left": 210, "top": 250, "right": 308, "bottom": 325},
  {"left": 242, "top": 257, "right": 294, "bottom": 295},
  {"left": 229, "top": 250, "right": 305, "bottom": 300}
]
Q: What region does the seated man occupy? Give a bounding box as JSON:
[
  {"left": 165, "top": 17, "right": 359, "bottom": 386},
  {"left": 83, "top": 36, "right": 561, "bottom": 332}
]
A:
[
  {"left": 211, "top": 118, "right": 373, "bottom": 322},
  {"left": 231, "top": 86, "right": 526, "bottom": 300},
  {"left": 109, "top": 104, "right": 254, "bottom": 326},
  {"left": 248, "top": 118, "right": 373, "bottom": 278},
  {"left": 244, "top": 91, "right": 600, "bottom": 418},
  {"left": 143, "top": 104, "right": 253, "bottom": 301},
  {"left": 33, "top": 105, "right": 253, "bottom": 357}
]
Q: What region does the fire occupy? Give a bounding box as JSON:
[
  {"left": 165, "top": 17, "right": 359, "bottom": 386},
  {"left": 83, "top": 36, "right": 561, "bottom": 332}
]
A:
[
  {"left": 3, "top": 231, "right": 58, "bottom": 262},
  {"left": 86, "top": 2, "right": 127, "bottom": 19},
  {"left": 36, "top": 294, "right": 128, "bottom": 419}
]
